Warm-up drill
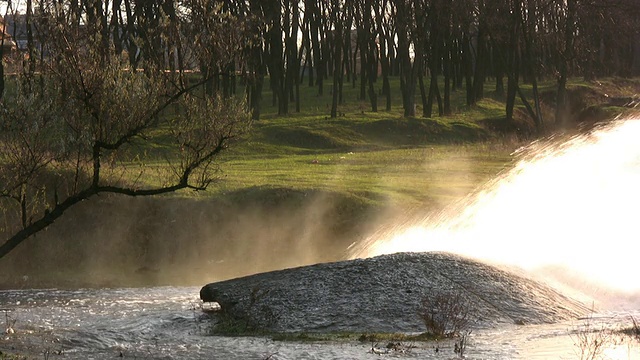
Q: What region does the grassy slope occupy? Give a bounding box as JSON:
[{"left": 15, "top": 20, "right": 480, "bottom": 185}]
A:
[
  {"left": 206, "top": 76, "right": 515, "bottom": 207},
  {"left": 121, "top": 75, "right": 640, "bottom": 207},
  {"left": 205, "top": 75, "right": 640, "bottom": 206}
]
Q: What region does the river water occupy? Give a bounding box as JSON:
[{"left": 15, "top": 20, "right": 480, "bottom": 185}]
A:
[{"left": 1, "top": 286, "right": 638, "bottom": 359}]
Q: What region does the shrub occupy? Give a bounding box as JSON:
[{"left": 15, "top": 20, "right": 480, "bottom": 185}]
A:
[
  {"left": 623, "top": 316, "right": 640, "bottom": 342},
  {"left": 571, "top": 314, "right": 615, "bottom": 360},
  {"left": 417, "top": 291, "right": 472, "bottom": 337}
]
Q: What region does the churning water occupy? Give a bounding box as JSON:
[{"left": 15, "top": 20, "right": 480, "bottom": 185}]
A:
[
  {"left": 0, "top": 287, "right": 638, "bottom": 359},
  {"left": 354, "top": 116, "right": 640, "bottom": 299}
]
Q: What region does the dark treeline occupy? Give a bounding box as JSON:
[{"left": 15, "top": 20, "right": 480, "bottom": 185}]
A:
[{"left": 4, "top": 0, "right": 640, "bottom": 130}]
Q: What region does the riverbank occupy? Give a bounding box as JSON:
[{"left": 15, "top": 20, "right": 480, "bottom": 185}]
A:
[{"left": 200, "top": 252, "right": 589, "bottom": 335}]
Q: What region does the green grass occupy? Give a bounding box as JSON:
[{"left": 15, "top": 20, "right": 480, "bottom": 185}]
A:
[
  {"left": 91, "top": 75, "right": 524, "bottom": 209},
  {"left": 270, "top": 331, "right": 439, "bottom": 342},
  {"left": 116, "top": 75, "right": 640, "bottom": 208},
  {"left": 197, "top": 77, "right": 518, "bottom": 207},
  {"left": 54, "top": 74, "right": 639, "bottom": 219},
  {"left": 214, "top": 144, "right": 512, "bottom": 207},
  {"left": 208, "top": 323, "right": 441, "bottom": 343}
]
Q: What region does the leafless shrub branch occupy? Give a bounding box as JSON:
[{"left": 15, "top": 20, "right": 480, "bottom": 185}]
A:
[
  {"left": 571, "top": 313, "right": 615, "bottom": 360},
  {"left": 418, "top": 291, "right": 472, "bottom": 337}
]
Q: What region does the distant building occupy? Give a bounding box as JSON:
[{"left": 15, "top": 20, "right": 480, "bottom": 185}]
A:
[
  {"left": 0, "top": 17, "right": 18, "bottom": 55},
  {"left": 3, "top": 14, "right": 30, "bottom": 52}
]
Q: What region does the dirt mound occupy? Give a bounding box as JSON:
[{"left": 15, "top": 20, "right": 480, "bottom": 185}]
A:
[
  {"left": 355, "top": 118, "right": 488, "bottom": 145},
  {"left": 261, "top": 126, "right": 359, "bottom": 150},
  {"left": 200, "top": 252, "right": 588, "bottom": 334}
]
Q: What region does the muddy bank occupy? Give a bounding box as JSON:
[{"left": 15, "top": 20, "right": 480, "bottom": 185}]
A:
[{"left": 200, "top": 252, "right": 589, "bottom": 334}]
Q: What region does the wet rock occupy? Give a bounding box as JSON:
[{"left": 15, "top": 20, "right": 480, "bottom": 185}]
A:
[{"left": 200, "top": 252, "right": 589, "bottom": 333}]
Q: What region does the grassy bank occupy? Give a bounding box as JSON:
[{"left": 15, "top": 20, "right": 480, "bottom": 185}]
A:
[{"left": 205, "top": 75, "right": 640, "bottom": 203}]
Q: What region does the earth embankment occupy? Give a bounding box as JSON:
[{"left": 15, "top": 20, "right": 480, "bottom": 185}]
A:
[{"left": 201, "top": 252, "right": 589, "bottom": 334}]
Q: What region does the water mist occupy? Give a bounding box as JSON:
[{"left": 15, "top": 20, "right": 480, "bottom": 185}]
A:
[{"left": 353, "top": 116, "right": 640, "bottom": 304}]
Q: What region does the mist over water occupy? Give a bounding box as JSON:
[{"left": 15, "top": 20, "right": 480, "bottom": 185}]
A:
[{"left": 354, "top": 116, "right": 640, "bottom": 301}]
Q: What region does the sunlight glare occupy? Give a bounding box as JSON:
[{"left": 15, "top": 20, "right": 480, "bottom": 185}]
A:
[{"left": 355, "top": 116, "right": 640, "bottom": 293}]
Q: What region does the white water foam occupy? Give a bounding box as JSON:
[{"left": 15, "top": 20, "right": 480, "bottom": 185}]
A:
[{"left": 355, "top": 117, "right": 640, "bottom": 297}]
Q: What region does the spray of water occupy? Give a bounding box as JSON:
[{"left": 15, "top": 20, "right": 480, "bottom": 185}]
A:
[{"left": 353, "top": 116, "right": 640, "bottom": 295}]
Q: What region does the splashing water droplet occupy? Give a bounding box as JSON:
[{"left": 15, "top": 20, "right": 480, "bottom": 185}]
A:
[{"left": 354, "top": 117, "right": 640, "bottom": 294}]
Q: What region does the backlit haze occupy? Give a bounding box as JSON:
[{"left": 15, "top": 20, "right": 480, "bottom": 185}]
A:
[{"left": 353, "top": 116, "right": 640, "bottom": 297}]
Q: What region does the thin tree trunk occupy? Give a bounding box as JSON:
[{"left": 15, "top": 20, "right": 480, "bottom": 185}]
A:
[
  {"left": 419, "top": 71, "right": 428, "bottom": 117},
  {"left": 374, "top": 2, "right": 391, "bottom": 111},
  {"left": 472, "top": 22, "right": 488, "bottom": 102},
  {"left": 397, "top": 2, "right": 416, "bottom": 117},
  {"left": 555, "top": 0, "right": 576, "bottom": 128},
  {"left": 331, "top": 25, "right": 342, "bottom": 118},
  {"left": 463, "top": 32, "right": 475, "bottom": 106},
  {"left": 308, "top": 0, "right": 323, "bottom": 96}
]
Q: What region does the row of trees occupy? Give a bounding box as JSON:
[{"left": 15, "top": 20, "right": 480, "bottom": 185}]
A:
[
  {"left": 6, "top": 0, "right": 640, "bottom": 125},
  {"left": 0, "top": 0, "right": 638, "bottom": 260},
  {"left": 261, "top": 0, "right": 640, "bottom": 129},
  {"left": 270, "top": 0, "right": 640, "bottom": 129}
]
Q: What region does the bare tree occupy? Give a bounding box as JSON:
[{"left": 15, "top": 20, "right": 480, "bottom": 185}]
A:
[
  {"left": 418, "top": 291, "right": 473, "bottom": 337},
  {"left": 0, "top": 2, "right": 251, "bottom": 260},
  {"left": 328, "top": 0, "right": 346, "bottom": 118}
]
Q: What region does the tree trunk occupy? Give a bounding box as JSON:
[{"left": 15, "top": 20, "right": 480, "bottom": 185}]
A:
[
  {"left": 331, "top": 24, "right": 342, "bottom": 118},
  {"left": 419, "top": 71, "right": 428, "bottom": 117},
  {"left": 397, "top": 2, "right": 416, "bottom": 117},
  {"left": 442, "top": 2, "right": 452, "bottom": 116},
  {"left": 632, "top": 34, "right": 640, "bottom": 76},
  {"left": 521, "top": 0, "right": 543, "bottom": 133},
  {"left": 555, "top": 0, "right": 576, "bottom": 128},
  {"left": 505, "top": 2, "right": 521, "bottom": 124},
  {"left": 247, "top": 0, "right": 266, "bottom": 120},
  {"left": 25, "top": 0, "right": 36, "bottom": 79},
  {"left": 374, "top": 2, "right": 391, "bottom": 111},
  {"left": 463, "top": 32, "right": 475, "bottom": 106},
  {"left": 307, "top": 0, "right": 323, "bottom": 96},
  {"left": 472, "top": 21, "right": 488, "bottom": 102},
  {"left": 494, "top": 43, "right": 505, "bottom": 97},
  {"left": 443, "top": 55, "right": 451, "bottom": 115},
  {"left": 506, "top": 71, "right": 518, "bottom": 122}
]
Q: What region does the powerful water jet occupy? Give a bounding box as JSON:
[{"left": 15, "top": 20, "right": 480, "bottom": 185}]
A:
[{"left": 353, "top": 116, "right": 640, "bottom": 299}]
